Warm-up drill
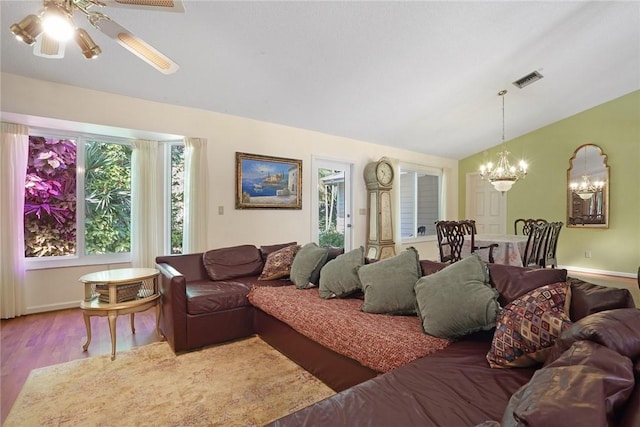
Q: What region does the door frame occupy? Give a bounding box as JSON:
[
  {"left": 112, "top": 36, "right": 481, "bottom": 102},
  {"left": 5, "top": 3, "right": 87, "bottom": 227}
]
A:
[{"left": 311, "top": 156, "right": 353, "bottom": 251}]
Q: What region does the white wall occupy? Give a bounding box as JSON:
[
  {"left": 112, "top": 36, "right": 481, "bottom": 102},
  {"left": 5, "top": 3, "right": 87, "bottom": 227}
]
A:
[{"left": 1, "top": 73, "right": 458, "bottom": 314}]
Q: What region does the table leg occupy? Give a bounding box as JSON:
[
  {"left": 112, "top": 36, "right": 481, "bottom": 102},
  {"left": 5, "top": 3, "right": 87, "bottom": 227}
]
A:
[
  {"left": 130, "top": 313, "right": 135, "bottom": 334},
  {"left": 108, "top": 312, "right": 117, "bottom": 361},
  {"left": 82, "top": 312, "right": 92, "bottom": 351}
]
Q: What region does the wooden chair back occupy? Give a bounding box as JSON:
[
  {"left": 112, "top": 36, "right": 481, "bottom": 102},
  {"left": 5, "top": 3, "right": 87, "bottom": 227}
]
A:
[
  {"left": 522, "top": 222, "right": 548, "bottom": 268},
  {"left": 435, "top": 220, "right": 497, "bottom": 264},
  {"left": 541, "top": 221, "right": 563, "bottom": 268},
  {"left": 514, "top": 218, "right": 548, "bottom": 235},
  {"left": 435, "top": 220, "right": 467, "bottom": 263}
]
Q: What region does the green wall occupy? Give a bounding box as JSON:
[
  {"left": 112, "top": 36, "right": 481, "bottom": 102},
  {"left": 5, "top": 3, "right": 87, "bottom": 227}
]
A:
[{"left": 459, "top": 90, "right": 640, "bottom": 275}]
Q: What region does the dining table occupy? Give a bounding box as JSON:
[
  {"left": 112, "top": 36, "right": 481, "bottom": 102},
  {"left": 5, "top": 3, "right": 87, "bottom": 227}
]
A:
[{"left": 462, "top": 233, "right": 529, "bottom": 267}]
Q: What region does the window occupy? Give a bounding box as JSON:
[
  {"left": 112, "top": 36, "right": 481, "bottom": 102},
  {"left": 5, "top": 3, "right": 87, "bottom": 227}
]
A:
[
  {"left": 169, "top": 143, "right": 184, "bottom": 254},
  {"left": 399, "top": 166, "right": 442, "bottom": 240},
  {"left": 24, "top": 128, "right": 184, "bottom": 268}
]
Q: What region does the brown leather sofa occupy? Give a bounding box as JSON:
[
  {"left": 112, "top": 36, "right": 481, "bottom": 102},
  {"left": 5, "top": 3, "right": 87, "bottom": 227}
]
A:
[
  {"left": 155, "top": 243, "right": 295, "bottom": 352},
  {"left": 155, "top": 242, "right": 343, "bottom": 353},
  {"left": 157, "top": 245, "right": 639, "bottom": 425},
  {"left": 267, "top": 262, "right": 639, "bottom": 427},
  {"left": 270, "top": 307, "right": 640, "bottom": 427}
]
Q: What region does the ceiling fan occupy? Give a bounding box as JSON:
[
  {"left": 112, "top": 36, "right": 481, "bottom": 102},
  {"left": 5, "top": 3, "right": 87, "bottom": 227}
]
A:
[{"left": 10, "top": 0, "right": 183, "bottom": 74}]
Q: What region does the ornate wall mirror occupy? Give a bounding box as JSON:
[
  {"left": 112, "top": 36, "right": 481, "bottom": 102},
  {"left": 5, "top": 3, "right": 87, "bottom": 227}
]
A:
[{"left": 567, "top": 144, "right": 609, "bottom": 228}]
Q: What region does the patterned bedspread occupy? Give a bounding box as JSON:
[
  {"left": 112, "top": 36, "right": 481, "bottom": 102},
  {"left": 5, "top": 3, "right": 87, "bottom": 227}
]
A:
[{"left": 248, "top": 286, "right": 451, "bottom": 373}]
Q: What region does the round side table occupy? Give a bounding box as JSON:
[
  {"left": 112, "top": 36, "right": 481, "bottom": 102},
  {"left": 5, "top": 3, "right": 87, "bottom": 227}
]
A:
[{"left": 79, "top": 267, "right": 164, "bottom": 360}]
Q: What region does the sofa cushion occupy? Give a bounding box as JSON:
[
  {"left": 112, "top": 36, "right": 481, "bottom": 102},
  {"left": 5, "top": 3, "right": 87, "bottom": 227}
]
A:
[
  {"left": 202, "top": 245, "right": 264, "bottom": 281},
  {"left": 259, "top": 242, "right": 297, "bottom": 261},
  {"left": 186, "top": 280, "right": 251, "bottom": 315},
  {"left": 360, "top": 247, "right": 421, "bottom": 315},
  {"left": 501, "top": 340, "right": 634, "bottom": 427},
  {"left": 319, "top": 246, "right": 365, "bottom": 299},
  {"left": 290, "top": 242, "right": 329, "bottom": 289},
  {"left": 568, "top": 277, "right": 635, "bottom": 321},
  {"left": 419, "top": 259, "right": 447, "bottom": 276},
  {"left": 415, "top": 254, "right": 500, "bottom": 339},
  {"left": 545, "top": 308, "right": 640, "bottom": 366},
  {"left": 258, "top": 244, "right": 300, "bottom": 280},
  {"left": 325, "top": 246, "right": 345, "bottom": 263},
  {"left": 487, "top": 263, "right": 567, "bottom": 307},
  {"left": 620, "top": 358, "right": 640, "bottom": 427},
  {"left": 487, "top": 281, "right": 572, "bottom": 368}
]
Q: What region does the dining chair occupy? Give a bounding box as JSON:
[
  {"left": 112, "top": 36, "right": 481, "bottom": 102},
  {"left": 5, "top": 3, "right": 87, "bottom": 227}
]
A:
[
  {"left": 435, "top": 221, "right": 464, "bottom": 263},
  {"left": 540, "top": 221, "right": 563, "bottom": 268},
  {"left": 521, "top": 222, "right": 548, "bottom": 268},
  {"left": 514, "top": 218, "right": 548, "bottom": 235},
  {"left": 435, "top": 220, "right": 497, "bottom": 264}
]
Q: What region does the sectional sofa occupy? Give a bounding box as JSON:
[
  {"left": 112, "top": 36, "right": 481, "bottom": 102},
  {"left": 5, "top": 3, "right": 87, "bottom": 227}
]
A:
[{"left": 156, "top": 243, "right": 640, "bottom": 425}]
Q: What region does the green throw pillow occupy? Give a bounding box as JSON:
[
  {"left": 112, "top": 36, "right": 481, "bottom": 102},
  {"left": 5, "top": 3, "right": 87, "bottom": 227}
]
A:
[
  {"left": 359, "top": 247, "right": 421, "bottom": 315},
  {"left": 319, "top": 246, "right": 365, "bottom": 299},
  {"left": 414, "top": 254, "right": 500, "bottom": 339},
  {"left": 290, "top": 242, "right": 329, "bottom": 289}
]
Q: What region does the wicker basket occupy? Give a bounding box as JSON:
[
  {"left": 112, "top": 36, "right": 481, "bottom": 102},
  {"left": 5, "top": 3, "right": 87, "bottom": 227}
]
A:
[{"left": 96, "top": 282, "right": 141, "bottom": 303}]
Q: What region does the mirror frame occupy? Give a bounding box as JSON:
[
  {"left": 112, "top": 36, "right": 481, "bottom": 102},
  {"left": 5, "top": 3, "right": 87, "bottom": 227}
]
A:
[{"left": 567, "top": 144, "right": 609, "bottom": 229}]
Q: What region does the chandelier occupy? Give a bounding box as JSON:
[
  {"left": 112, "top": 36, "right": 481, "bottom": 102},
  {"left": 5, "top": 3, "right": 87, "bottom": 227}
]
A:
[
  {"left": 570, "top": 176, "right": 604, "bottom": 200},
  {"left": 569, "top": 147, "right": 604, "bottom": 200},
  {"left": 479, "top": 90, "right": 528, "bottom": 193}
]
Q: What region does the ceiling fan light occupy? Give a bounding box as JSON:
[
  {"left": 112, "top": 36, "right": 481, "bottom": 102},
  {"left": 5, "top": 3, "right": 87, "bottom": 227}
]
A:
[
  {"left": 10, "top": 14, "right": 43, "bottom": 45},
  {"left": 34, "top": 33, "right": 66, "bottom": 58},
  {"left": 42, "top": 5, "right": 75, "bottom": 41},
  {"left": 75, "top": 28, "right": 101, "bottom": 59}
]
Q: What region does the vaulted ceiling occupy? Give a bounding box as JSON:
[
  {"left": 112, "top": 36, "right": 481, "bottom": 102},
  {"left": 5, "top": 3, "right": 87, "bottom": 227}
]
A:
[{"left": 2, "top": 1, "right": 639, "bottom": 159}]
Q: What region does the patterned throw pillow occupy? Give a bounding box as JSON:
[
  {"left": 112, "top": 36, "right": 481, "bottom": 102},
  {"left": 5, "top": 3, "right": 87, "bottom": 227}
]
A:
[
  {"left": 487, "top": 281, "right": 572, "bottom": 368},
  {"left": 258, "top": 244, "right": 301, "bottom": 280}
]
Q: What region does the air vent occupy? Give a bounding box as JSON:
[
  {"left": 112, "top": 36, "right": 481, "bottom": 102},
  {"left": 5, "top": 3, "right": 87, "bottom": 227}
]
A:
[{"left": 512, "top": 71, "right": 544, "bottom": 89}]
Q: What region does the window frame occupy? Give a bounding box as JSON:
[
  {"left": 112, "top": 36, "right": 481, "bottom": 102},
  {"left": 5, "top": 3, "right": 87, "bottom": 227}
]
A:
[
  {"left": 24, "top": 128, "right": 134, "bottom": 270},
  {"left": 398, "top": 163, "right": 444, "bottom": 244},
  {"left": 24, "top": 127, "right": 184, "bottom": 270}
]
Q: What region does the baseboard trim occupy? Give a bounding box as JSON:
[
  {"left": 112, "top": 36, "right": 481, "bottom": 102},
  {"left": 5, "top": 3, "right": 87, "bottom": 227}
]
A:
[
  {"left": 560, "top": 265, "right": 636, "bottom": 279},
  {"left": 25, "top": 301, "right": 80, "bottom": 315}
]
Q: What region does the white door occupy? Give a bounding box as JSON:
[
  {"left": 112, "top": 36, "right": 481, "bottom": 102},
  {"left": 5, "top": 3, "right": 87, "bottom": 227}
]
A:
[
  {"left": 311, "top": 158, "right": 353, "bottom": 251},
  {"left": 466, "top": 173, "right": 506, "bottom": 234}
]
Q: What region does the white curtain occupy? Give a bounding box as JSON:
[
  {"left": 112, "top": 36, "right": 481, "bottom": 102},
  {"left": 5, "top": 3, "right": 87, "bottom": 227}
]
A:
[
  {"left": 1, "top": 123, "right": 29, "bottom": 318},
  {"left": 183, "top": 137, "right": 209, "bottom": 253},
  {"left": 131, "top": 139, "right": 161, "bottom": 268}
]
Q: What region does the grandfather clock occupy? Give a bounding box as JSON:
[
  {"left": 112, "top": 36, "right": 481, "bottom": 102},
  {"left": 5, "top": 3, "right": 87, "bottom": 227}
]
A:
[{"left": 363, "top": 158, "right": 396, "bottom": 260}]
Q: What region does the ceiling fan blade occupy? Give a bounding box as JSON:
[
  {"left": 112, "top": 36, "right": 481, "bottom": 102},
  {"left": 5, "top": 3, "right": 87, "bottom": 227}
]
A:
[
  {"left": 100, "top": 0, "right": 184, "bottom": 13},
  {"left": 93, "top": 17, "right": 179, "bottom": 74},
  {"left": 33, "top": 33, "right": 66, "bottom": 59}
]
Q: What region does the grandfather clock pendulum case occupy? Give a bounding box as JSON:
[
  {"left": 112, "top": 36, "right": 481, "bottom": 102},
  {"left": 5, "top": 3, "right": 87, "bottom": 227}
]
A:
[{"left": 363, "top": 158, "right": 396, "bottom": 260}]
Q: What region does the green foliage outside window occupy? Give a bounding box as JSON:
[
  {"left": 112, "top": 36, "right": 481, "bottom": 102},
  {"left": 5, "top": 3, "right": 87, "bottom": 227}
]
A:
[
  {"left": 24, "top": 137, "right": 77, "bottom": 257},
  {"left": 171, "top": 145, "right": 184, "bottom": 254},
  {"left": 25, "top": 135, "right": 184, "bottom": 258},
  {"left": 84, "top": 141, "right": 131, "bottom": 254},
  {"left": 319, "top": 227, "right": 344, "bottom": 248}
]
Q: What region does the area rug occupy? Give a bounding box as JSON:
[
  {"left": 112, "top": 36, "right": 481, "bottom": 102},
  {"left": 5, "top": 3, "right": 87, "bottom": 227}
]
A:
[{"left": 4, "top": 337, "right": 335, "bottom": 426}]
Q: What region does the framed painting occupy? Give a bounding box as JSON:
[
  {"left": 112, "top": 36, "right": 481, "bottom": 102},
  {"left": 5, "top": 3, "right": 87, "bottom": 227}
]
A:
[{"left": 236, "top": 152, "right": 302, "bottom": 209}]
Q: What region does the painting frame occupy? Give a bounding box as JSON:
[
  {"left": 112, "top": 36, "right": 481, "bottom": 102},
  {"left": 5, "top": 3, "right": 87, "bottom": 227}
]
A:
[{"left": 235, "top": 152, "right": 302, "bottom": 209}]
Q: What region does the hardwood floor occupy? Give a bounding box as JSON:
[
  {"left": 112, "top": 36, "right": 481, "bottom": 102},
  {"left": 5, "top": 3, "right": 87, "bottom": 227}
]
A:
[{"left": 1, "top": 307, "right": 161, "bottom": 423}]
